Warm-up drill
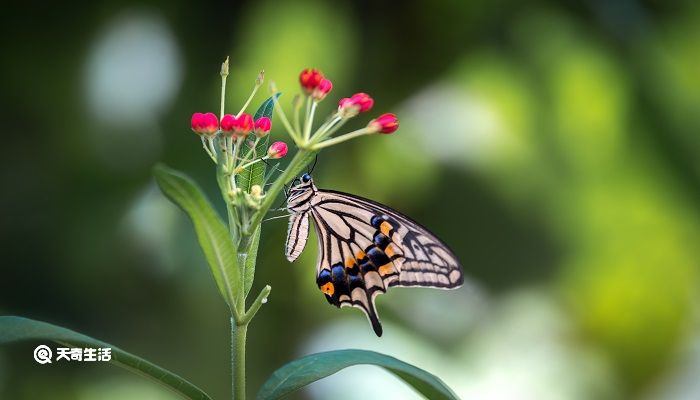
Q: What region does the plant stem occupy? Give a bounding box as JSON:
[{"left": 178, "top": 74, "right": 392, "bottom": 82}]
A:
[
  {"left": 231, "top": 318, "right": 248, "bottom": 400},
  {"left": 270, "top": 91, "right": 302, "bottom": 145},
  {"left": 304, "top": 100, "right": 317, "bottom": 141},
  {"left": 311, "top": 127, "right": 372, "bottom": 150},
  {"left": 242, "top": 285, "right": 271, "bottom": 324},
  {"left": 201, "top": 136, "right": 217, "bottom": 163}
]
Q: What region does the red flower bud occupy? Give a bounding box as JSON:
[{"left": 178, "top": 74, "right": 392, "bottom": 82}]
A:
[
  {"left": 220, "top": 114, "right": 236, "bottom": 134},
  {"left": 254, "top": 117, "right": 272, "bottom": 138},
  {"left": 337, "top": 93, "right": 374, "bottom": 118},
  {"left": 299, "top": 68, "right": 324, "bottom": 94},
  {"left": 267, "top": 141, "right": 288, "bottom": 159},
  {"left": 235, "top": 113, "right": 254, "bottom": 137},
  {"left": 368, "top": 113, "right": 399, "bottom": 134},
  {"left": 350, "top": 93, "right": 374, "bottom": 112},
  {"left": 191, "top": 112, "right": 219, "bottom": 136},
  {"left": 312, "top": 78, "right": 333, "bottom": 101}
]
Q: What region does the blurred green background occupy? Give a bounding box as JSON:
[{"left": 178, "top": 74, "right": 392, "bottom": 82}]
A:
[{"left": 2, "top": 0, "right": 700, "bottom": 399}]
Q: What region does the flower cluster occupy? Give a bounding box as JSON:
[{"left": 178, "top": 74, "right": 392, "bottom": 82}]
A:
[
  {"left": 264, "top": 67, "right": 399, "bottom": 151},
  {"left": 187, "top": 62, "right": 399, "bottom": 215},
  {"left": 190, "top": 112, "right": 287, "bottom": 160},
  {"left": 188, "top": 58, "right": 292, "bottom": 216}
]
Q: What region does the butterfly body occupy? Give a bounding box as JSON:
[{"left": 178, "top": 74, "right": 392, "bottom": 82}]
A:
[{"left": 285, "top": 173, "right": 463, "bottom": 336}]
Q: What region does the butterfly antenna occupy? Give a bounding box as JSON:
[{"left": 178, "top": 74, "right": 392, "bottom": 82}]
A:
[
  {"left": 261, "top": 159, "right": 286, "bottom": 174},
  {"left": 308, "top": 154, "right": 319, "bottom": 174},
  {"left": 263, "top": 214, "right": 292, "bottom": 223}
]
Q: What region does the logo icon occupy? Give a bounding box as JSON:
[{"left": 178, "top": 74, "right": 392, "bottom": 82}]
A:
[{"left": 33, "top": 345, "right": 52, "bottom": 364}]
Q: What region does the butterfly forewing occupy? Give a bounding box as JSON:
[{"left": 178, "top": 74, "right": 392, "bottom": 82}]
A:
[{"left": 285, "top": 176, "right": 463, "bottom": 336}]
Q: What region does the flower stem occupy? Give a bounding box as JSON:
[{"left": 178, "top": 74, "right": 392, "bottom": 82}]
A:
[
  {"left": 220, "top": 57, "right": 229, "bottom": 120},
  {"left": 236, "top": 156, "right": 268, "bottom": 173},
  {"left": 312, "top": 115, "right": 345, "bottom": 143},
  {"left": 304, "top": 100, "right": 317, "bottom": 141},
  {"left": 311, "top": 127, "right": 372, "bottom": 150},
  {"left": 303, "top": 96, "right": 311, "bottom": 141},
  {"left": 270, "top": 89, "right": 302, "bottom": 145},
  {"left": 236, "top": 71, "right": 264, "bottom": 118},
  {"left": 201, "top": 136, "right": 217, "bottom": 163}
]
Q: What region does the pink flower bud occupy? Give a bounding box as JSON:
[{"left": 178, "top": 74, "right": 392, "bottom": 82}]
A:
[
  {"left": 312, "top": 78, "right": 333, "bottom": 101},
  {"left": 254, "top": 117, "right": 272, "bottom": 138},
  {"left": 220, "top": 114, "right": 236, "bottom": 134},
  {"left": 191, "top": 112, "right": 219, "bottom": 136},
  {"left": 235, "top": 113, "right": 254, "bottom": 137},
  {"left": 368, "top": 113, "right": 399, "bottom": 134},
  {"left": 267, "top": 141, "right": 288, "bottom": 159},
  {"left": 350, "top": 93, "right": 374, "bottom": 112},
  {"left": 299, "top": 68, "right": 324, "bottom": 94},
  {"left": 337, "top": 93, "right": 374, "bottom": 118}
]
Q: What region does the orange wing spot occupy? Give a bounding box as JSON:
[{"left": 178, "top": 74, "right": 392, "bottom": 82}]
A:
[
  {"left": 320, "top": 282, "right": 335, "bottom": 296},
  {"left": 345, "top": 258, "right": 356, "bottom": 268},
  {"left": 385, "top": 245, "right": 395, "bottom": 257},
  {"left": 380, "top": 221, "right": 393, "bottom": 236},
  {"left": 378, "top": 263, "right": 395, "bottom": 276},
  {"left": 356, "top": 250, "right": 366, "bottom": 260}
]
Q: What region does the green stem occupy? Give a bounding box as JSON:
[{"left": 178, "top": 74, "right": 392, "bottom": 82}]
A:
[
  {"left": 304, "top": 100, "right": 317, "bottom": 141},
  {"left": 313, "top": 115, "right": 345, "bottom": 143},
  {"left": 242, "top": 285, "right": 272, "bottom": 324},
  {"left": 311, "top": 127, "right": 372, "bottom": 150},
  {"left": 231, "top": 318, "right": 248, "bottom": 400},
  {"left": 271, "top": 92, "right": 302, "bottom": 145},
  {"left": 303, "top": 96, "right": 312, "bottom": 141},
  {"left": 236, "top": 156, "right": 268, "bottom": 173}
]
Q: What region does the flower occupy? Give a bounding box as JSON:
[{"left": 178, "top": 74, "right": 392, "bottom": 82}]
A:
[
  {"left": 191, "top": 112, "right": 218, "bottom": 136},
  {"left": 254, "top": 117, "right": 272, "bottom": 138},
  {"left": 312, "top": 78, "right": 333, "bottom": 101},
  {"left": 219, "top": 113, "right": 253, "bottom": 137},
  {"left": 368, "top": 113, "right": 399, "bottom": 134},
  {"left": 236, "top": 113, "right": 254, "bottom": 137},
  {"left": 267, "top": 141, "right": 288, "bottom": 159},
  {"left": 299, "top": 68, "right": 324, "bottom": 94},
  {"left": 338, "top": 93, "right": 374, "bottom": 118},
  {"left": 220, "top": 114, "right": 236, "bottom": 134}
]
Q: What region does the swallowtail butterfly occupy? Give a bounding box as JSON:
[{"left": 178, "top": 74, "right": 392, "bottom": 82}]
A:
[{"left": 285, "top": 173, "right": 464, "bottom": 336}]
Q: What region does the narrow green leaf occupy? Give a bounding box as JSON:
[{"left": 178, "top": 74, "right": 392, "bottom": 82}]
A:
[
  {"left": 0, "top": 316, "right": 211, "bottom": 400},
  {"left": 153, "top": 164, "right": 239, "bottom": 306},
  {"left": 238, "top": 94, "right": 281, "bottom": 298},
  {"left": 256, "top": 349, "right": 460, "bottom": 400},
  {"left": 238, "top": 93, "right": 282, "bottom": 193},
  {"left": 243, "top": 225, "right": 260, "bottom": 297}
]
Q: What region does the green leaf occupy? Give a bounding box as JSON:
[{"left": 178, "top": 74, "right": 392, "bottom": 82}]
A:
[
  {"left": 153, "top": 164, "right": 239, "bottom": 307},
  {"left": 238, "top": 93, "right": 281, "bottom": 193},
  {"left": 243, "top": 225, "right": 260, "bottom": 297},
  {"left": 237, "top": 94, "right": 281, "bottom": 298},
  {"left": 0, "top": 316, "right": 211, "bottom": 400},
  {"left": 256, "top": 349, "right": 460, "bottom": 400}
]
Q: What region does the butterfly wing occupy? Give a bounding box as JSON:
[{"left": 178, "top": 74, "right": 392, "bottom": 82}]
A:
[
  {"left": 306, "top": 189, "right": 463, "bottom": 336},
  {"left": 285, "top": 211, "right": 309, "bottom": 262}
]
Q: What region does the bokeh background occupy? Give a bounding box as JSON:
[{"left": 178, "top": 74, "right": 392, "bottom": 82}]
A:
[{"left": 2, "top": 0, "right": 700, "bottom": 399}]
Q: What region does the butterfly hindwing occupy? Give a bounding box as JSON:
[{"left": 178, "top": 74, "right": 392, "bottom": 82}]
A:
[{"left": 285, "top": 211, "right": 309, "bottom": 262}]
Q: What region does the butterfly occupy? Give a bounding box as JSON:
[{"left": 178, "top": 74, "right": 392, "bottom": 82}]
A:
[{"left": 285, "top": 173, "right": 464, "bottom": 336}]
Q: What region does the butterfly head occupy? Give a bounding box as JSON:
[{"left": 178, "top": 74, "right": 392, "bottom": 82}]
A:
[{"left": 287, "top": 174, "right": 317, "bottom": 212}]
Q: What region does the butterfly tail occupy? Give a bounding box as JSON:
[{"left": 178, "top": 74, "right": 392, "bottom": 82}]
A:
[{"left": 359, "top": 302, "right": 383, "bottom": 337}]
